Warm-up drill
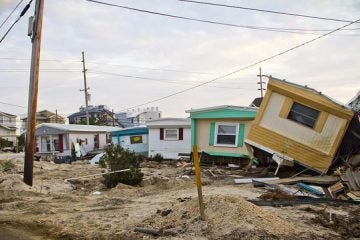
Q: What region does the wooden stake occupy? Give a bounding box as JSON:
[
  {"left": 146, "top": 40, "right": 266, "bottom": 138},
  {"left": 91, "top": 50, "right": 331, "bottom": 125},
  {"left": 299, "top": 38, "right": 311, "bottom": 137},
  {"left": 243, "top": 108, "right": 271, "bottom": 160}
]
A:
[
  {"left": 24, "top": 0, "right": 44, "bottom": 186},
  {"left": 193, "top": 144, "right": 205, "bottom": 220}
]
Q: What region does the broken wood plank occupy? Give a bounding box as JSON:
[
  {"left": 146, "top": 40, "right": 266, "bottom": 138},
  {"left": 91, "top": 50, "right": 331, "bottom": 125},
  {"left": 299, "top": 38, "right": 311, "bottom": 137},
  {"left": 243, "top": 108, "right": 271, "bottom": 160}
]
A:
[
  {"left": 328, "top": 181, "right": 345, "bottom": 198},
  {"left": 347, "top": 192, "right": 360, "bottom": 201},
  {"left": 234, "top": 177, "right": 279, "bottom": 184},
  {"left": 134, "top": 227, "right": 161, "bottom": 236},
  {"left": 249, "top": 198, "right": 360, "bottom": 207},
  {"left": 265, "top": 176, "right": 339, "bottom": 185},
  {"left": 207, "top": 169, "right": 216, "bottom": 177}
]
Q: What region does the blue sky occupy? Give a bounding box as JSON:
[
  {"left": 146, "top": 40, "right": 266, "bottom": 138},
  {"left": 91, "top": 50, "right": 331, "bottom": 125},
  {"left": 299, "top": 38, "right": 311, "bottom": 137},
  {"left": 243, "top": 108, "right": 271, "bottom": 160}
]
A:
[{"left": 0, "top": 0, "right": 359, "bottom": 118}]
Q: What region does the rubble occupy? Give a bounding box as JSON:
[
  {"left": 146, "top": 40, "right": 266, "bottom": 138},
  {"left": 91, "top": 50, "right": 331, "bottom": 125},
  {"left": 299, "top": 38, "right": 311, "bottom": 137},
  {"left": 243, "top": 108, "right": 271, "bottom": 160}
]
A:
[{"left": 0, "top": 154, "right": 357, "bottom": 239}]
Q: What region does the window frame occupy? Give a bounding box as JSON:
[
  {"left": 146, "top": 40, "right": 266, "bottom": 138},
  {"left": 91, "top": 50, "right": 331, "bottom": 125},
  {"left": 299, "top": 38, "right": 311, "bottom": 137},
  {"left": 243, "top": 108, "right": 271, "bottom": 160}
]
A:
[
  {"left": 214, "top": 122, "right": 239, "bottom": 147},
  {"left": 164, "top": 128, "right": 179, "bottom": 141},
  {"left": 130, "top": 135, "right": 143, "bottom": 144},
  {"left": 287, "top": 102, "right": 319, "bottom": 129}
]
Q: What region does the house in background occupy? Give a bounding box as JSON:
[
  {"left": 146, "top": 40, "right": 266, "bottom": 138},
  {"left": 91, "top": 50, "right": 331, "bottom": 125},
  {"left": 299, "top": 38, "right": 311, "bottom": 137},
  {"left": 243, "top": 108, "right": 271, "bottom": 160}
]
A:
[
  {"left": 147, "top": 118, "right": 191, "bottom": 159},
  {"left": 0, "top": 111, "right": 17, "bottom": 147},
  {"left": 110, "top": 126, "right": 149, "bottom": 156},
  {"left": 246, "top": 77, "right": 354, "bottom": 174},
  {"left": 186, "top": 106, "right": 258, "bottom": 165},
  {"left": 21, "top": 110, "right": 65, "bottom": 134},
  {"left": 116, "top": 107, "right": 161, "bottom": 128},
  {"left": 35, "top": 123, "right": 120, "bottom": 160},
  {"left": 68, "top": 105, "right": 116, "bottom": 126}
]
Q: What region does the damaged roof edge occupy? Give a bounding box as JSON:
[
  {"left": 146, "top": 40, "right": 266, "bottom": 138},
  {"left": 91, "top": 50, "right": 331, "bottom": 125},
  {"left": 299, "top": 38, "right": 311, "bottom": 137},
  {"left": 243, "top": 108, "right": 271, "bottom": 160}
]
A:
[{"left": 267, "top": 76, "right": 353, "bottom": 111}]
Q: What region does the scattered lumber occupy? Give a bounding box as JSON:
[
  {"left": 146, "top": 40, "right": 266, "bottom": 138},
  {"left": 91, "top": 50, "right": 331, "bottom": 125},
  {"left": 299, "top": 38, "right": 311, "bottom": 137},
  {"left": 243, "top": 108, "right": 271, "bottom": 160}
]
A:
[
  {"left": 134, "top": 227, "right": 161, "bottom": 236},
  {"left": 264, "top": 176, "right": 339, "bottom": 185},
  {"left": 249, "top": 198, "right": 360, "bottom": 207},
  {"left": 234, "top": 177, "right": 279, "bottom": 184}
]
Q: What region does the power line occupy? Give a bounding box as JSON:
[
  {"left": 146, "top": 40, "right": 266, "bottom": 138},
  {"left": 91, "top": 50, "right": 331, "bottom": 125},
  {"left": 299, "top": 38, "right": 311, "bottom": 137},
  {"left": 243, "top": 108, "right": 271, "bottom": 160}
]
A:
[
  {"left": 85, "top": 0, "right": 359, "bottom": 35},
  {"left": 0, "top": 101, "right": 26, "bottom": 108},
  {"left": 87, "top": 61, "right": 218, "bottom": 75},
  {"left": 88, "top": 70, "right": 254, "bottom": 90},
  {"left": 0, "top": 0, "right": 33, "bottom": 44},
  {"left": 0, "top": 0, "right": 24, "bottom": 30},
  {"left": 0, "top": 57, "right": 80, "bottom": 62},
  {"left": 117, "top": 17, "right": 360, "bottom": 111},
  {"left": 177, "top": 0, "right": 360, "bottom": 24}
]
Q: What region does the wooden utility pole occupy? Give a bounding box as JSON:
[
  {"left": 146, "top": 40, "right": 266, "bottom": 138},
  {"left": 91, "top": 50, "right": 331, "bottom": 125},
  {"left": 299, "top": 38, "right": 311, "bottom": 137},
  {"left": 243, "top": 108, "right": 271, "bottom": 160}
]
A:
[
  {"left": 81, "top": 51, "right": 90, "bottom": 125},
  {"left": 193, "top": 144, "right": 205, "bottom": 220},
  {"left": 24, "top": 0, "right": 44, "bottom": 186},
  {"left": 257, "top": 67, "right": 266, "bottom": 98}
]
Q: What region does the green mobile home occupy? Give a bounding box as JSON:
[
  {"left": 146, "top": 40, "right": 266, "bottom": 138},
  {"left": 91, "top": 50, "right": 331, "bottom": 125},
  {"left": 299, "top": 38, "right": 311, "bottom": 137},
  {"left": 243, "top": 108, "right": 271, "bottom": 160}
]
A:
[{"left": 186, "top": 106, "right": 257, "bottom": 164}]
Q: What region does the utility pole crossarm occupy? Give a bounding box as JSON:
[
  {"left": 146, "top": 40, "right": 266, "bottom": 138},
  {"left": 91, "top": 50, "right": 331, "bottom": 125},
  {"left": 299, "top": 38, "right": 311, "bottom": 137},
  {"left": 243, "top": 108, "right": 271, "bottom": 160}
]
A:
[{"left": 257, "top": 67, "right": 266, "bottom": 98}]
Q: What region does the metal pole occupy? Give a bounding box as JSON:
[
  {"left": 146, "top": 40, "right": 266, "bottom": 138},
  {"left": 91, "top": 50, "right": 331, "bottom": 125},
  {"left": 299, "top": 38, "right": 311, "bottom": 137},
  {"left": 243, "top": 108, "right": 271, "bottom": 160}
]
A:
[
  {"left": 81, "top": 51, "right": 90, "bottom": 125},
  {"left": 24, "top": 0, "right": 44, "bottom": 186},
  {"left": 193, "top": 144, "right": 205, "bottom": 220}
]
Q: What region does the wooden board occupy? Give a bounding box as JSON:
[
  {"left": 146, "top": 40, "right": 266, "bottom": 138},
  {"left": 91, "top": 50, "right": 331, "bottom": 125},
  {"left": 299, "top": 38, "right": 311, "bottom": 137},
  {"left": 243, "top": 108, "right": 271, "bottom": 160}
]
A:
[{"left": 265, "top": 175, "right": 340, "bottom": 185}]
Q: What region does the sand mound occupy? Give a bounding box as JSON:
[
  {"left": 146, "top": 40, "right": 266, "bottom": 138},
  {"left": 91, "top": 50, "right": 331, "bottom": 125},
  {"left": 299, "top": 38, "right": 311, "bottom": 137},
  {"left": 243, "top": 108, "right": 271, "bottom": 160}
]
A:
[
  {"left": 140, "top": 195, "right": 297, "bottom": 239},
  {"left": 0, "top": 174, "right": 33, "bottom": 191}
]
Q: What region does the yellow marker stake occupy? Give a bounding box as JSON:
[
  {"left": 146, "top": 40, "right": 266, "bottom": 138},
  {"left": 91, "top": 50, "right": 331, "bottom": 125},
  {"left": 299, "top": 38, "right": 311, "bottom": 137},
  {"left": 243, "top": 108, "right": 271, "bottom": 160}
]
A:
[{"left": 193, "top": 144, "right": 205, "bottom": 220}]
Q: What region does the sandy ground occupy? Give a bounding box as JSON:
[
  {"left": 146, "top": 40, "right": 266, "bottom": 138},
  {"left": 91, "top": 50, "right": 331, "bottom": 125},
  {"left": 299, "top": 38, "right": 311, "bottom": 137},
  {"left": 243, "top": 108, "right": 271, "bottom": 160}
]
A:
[{"left": 0, "top": 153, "right": 358, "bottom": 240}]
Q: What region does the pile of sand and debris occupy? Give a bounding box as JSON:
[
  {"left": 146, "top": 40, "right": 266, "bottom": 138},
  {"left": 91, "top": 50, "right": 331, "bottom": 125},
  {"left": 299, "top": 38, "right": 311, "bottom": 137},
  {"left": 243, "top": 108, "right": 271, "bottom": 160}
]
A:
[
  {"left": 0, "top": 174, "right": 34, "bottom": 192},
  {"left": 137, "top": 195, "right": 298, "bottom": 239},
  {"left": 311, "top": 207, "right": 360, "bottom": 238}
]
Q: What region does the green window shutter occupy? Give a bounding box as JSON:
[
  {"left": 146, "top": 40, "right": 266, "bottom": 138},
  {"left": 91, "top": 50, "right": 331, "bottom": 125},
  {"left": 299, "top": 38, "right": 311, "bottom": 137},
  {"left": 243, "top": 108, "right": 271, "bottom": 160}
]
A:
[
  {"left": 237, "top": 123, "right": 245, "bottom": 147},
  {"left": 209, "top": 122, "right": 215, "bottom": 146}
]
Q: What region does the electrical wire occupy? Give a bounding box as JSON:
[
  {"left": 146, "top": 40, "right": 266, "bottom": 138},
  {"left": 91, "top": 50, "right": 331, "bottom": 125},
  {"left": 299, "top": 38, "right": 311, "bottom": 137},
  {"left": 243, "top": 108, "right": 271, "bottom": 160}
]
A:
[
  {"left": 0, "top": 0, "right": 33, "bottom": 44},
  {"left": 87, "top": 61, "right": 218, "bottom": 75},
  {"left": 0, "top": 0, "right": 24, "bottom": 30},
  {"left": 88, "top": 70, "right": 254, "bottom": 90},
  {"left": 116, "top": 17, "right": 360, "bottom": 111},
  {"left": 85, "top": 0, "right": 359, "bottom": 35},
  {"left": 0, "top": 101, "right": 26, "bottom": 108},
  {"left": 177, "top": 0, "right": 360, "bottom": 24}
]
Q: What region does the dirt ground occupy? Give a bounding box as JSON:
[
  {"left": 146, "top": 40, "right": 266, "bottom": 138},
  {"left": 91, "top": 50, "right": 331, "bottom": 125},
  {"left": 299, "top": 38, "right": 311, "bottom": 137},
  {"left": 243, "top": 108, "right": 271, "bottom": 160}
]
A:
[{"left": 0, "top": 153, "right": 358, "bottom": 240}]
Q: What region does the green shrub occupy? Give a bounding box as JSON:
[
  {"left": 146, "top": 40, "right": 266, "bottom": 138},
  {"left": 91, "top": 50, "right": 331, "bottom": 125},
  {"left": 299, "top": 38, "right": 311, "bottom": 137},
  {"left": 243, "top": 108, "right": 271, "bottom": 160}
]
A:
[{"left": 100, "top": 145, "right": 143, "bottom": 188}]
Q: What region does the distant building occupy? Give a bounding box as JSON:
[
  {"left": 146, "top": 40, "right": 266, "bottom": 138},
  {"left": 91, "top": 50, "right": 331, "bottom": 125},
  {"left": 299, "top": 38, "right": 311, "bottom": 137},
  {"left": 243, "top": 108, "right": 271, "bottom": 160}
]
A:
[
  {"left": 116, "top": 107, "right": 161, "bottom": 128},
  {"left": 0, "top": 111, "right": 17, "bottom": 147},
  {"left": 110, "top": 126, "right": 149, "bottom": 156},
  {"left": 68, "top": 105, "right": 115, "bottom": 126},
  {"left": 186, "top": 105, "right": 257, "bottom": 165},
  {"left": 21, "top": 110, "right": 65, "bottom": 134},
  {"left": 147, "top": 118, "right": 191, "bottom": 160},
  {"left": 35, "top": 123, "right": 120, "bottom": 160}
]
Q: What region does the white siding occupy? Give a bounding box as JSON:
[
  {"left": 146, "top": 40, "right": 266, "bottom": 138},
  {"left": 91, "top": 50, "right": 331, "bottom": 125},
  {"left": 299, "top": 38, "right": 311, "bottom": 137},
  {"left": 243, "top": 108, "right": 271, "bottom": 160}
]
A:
[
  {"left": 260, "top": 92, "right": 344, "bottom": 154},
  {"left": 148, "top": 128, "right": 191, "bottom": 159}
]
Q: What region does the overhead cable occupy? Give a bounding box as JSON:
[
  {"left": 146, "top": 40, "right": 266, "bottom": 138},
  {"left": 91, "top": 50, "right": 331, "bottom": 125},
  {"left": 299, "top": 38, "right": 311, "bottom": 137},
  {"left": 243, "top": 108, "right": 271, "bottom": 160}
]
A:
[
  {"left": 0, "top": 101, "right": 26, "bottom": 108},
  {"left": 0, "top": 0, "right": 33, "bottom": 44},
  {"left": 85, "top": 0, "right": 359, "bottom": 35},
  {"left": 88, "top": 70, "right": 254, "bottom": 90},
  {"left": 0, "top": 0, "right": 24, "bottom": 30},
  {"left": 117, "top": 17, "right": 360, "bottom": 111},
  {"left": 178, "top": 0, "right": 359, "bottom": 24}
]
